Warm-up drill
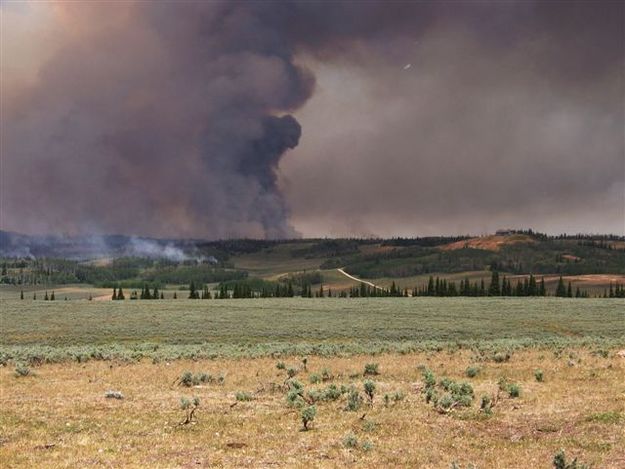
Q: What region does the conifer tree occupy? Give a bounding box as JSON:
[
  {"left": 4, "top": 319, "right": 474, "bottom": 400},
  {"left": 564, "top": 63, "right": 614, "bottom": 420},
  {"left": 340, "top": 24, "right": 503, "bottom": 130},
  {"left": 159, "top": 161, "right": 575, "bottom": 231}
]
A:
[
  {"left": 50, "top": 291, "right": 55, "bottom": 301},
  {"left": 118, "top": 287, "right": 125, "bottom": 300},
  {"left": 33, "top": 292, "right": 37, "bottom": 300},
  {"left": 112, "top": 288, "right": 117, "bottom": 301},
  {"left": 539, "top": 277, "right": 546, "bottom": 296},
  {"left": 160, "top": 292, "right": 164, "bottom": 299},
  {"left": 488, "top": 271, "right": 500, "bottom": 296},
  {"left": 188, "top": 281, "right": 197, "bottom": 299},
  {"left": 20, "top": 290, "right": 24, "bottom": 300},
  {"left": 567, "top": 281, "right": 573, "bottom": 298},
  {"left": 173, "top": 291, "right": 177, "bottom": 299},
  {"left": 44, "top": 291, "right": 49, "bottom": 301},
  {"left": 555, "top": 276, "right": 567, "bottom": 297}
]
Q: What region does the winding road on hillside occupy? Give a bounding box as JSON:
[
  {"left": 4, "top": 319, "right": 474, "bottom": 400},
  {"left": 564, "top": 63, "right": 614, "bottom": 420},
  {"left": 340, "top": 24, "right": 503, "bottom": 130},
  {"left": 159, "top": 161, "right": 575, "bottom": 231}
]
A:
[{"left": 336, "top": 268, "right": 385, "bottom": 291}]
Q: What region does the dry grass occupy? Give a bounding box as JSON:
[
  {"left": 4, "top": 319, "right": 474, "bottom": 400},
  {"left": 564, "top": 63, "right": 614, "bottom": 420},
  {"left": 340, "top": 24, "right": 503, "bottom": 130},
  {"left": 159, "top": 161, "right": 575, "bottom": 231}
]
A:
[
  {"left": 1, "top": 349, "right": 623, "bottom": 468},
  {"left": 439, "top": 234, "right": 536, "bottom": 252}
]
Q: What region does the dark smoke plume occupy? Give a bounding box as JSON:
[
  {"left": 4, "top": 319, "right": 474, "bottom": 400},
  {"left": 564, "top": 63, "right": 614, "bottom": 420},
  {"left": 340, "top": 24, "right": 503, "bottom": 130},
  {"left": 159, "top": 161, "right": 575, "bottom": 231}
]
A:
[{"left": 2, "top": 1, "right": 623, "bottom": 238}]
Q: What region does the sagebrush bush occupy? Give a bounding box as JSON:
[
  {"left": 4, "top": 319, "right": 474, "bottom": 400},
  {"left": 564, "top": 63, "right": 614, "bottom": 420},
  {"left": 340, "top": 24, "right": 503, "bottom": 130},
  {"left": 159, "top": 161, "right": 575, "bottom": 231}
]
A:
[
  {"left": 553, "top": 449, "right": 589, "bottom": 469},
  {"left": 276, "top": 361, "right": 286, "bottom": 370},
  {"left": 180, "top": 371, "right": 194, "bottom": 387},
  {"left": 104, "top": 390, "right": 124, "bottom": 399},
  {"left": 309, "top": 373, "right": 320, "bottom": 384},
  {"left": 345, "top": 387, "right": 363, "bottom": 411},
  {"left": 493, "top": 352, "right": 511, "bottom": 363},
  {"left": 507, "top": 383, "right": 521, "bottom": 398},
  {"left": 301, "top": 405, "right": 316, "bottom": 430},
  {"left": 342, "top": 433, "right": 358, "bottom": 448},
  {"left": 364, "top": 363, "right": 379, "bottom": 376},
  {"left": 465, "top": 366, "right": 479, "bottom": 378},
  {"left": 287, "top": 367, "right": 298, "bottom": 378},
  {"left": 14, "top": 365, "right": 31, "bottom": 377},
  {"left": 363, "top": 380, "right": 376, "bottom": 404},
  {"left": 480, "top": 394, "right": 492, "bottom": 414},
  {"left": 362, "top": 441, "right": 374, "bottom": 452},
  {"left": 321, "top": 367, "right": 333, "bottom": 382},
  {"left": 235, "top": 391, "right": 254, "bottom": 402},
  {"left": 534, "top": 369, "right": 544, "bottom": 382}
]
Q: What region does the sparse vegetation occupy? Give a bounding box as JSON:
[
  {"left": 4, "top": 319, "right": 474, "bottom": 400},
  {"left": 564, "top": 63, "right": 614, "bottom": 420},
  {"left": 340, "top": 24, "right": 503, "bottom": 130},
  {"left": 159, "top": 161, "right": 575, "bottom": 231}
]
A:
[
  {"left": 553, "top": 449, "right": 589, "bottom": 469},
  {"left": 300, "top": 405, "right": 316, "bottom": 430},
  {"left": 364, "top": 362, "right": 380, "bottom": 376},
  {"left": 235, "top": 391, "right": 254, "bottom": 402}
]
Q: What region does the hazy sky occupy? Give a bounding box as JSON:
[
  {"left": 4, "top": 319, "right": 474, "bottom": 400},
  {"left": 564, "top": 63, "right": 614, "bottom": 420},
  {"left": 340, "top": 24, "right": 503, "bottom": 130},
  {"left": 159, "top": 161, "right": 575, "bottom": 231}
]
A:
[{"left": 2, "top": 1, "right": 623, "bottom": 238}]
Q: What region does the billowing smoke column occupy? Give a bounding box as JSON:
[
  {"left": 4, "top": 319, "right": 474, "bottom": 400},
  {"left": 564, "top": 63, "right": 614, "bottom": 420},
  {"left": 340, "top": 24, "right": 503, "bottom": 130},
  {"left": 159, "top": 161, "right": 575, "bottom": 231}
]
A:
[
  {"left": 3, "top": 2, "right": 317, "bottom": 238},
  {"left": 2, "top": 1, "right": 623, "bottom": 238}
]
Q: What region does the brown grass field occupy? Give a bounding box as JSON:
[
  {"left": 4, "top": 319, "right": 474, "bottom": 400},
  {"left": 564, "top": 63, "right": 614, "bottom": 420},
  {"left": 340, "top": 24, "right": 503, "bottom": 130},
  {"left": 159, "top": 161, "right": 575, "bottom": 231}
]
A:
[{"left": 2, "top": 349, "right": 624, "bottom": 468}]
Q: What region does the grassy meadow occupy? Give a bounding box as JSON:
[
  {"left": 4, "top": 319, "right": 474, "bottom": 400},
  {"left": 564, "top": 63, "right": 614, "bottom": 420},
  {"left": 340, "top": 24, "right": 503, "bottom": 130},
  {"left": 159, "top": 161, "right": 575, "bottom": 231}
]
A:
[{"left": 1, "top": 297, "right": 624, "bottom": 468}]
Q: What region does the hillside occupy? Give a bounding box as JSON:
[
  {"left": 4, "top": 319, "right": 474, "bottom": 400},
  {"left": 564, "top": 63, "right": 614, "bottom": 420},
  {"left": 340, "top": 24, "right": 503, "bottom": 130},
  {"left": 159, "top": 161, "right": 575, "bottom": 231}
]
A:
[{"left": 1, "top": 230, "right": 624, "bottom": 297}]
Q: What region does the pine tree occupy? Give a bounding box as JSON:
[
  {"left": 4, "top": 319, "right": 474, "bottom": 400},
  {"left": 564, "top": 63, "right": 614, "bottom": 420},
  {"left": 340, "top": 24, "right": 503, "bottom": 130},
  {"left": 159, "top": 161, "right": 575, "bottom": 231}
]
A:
[
  {"left": 189, "top": 281, "right": 197, "bottom": 299},
  {"left": 427, "top": 276, "right": 435, "bottom": 296},
  {"left": 112, "top": 288, "right": 117, "bottom": 301},
  {"left": 567, "top": 281, "right": 573, "bottom": 298},
  {"left": 50, "top": 291, "right": 55, "bottom": 301},
  {"left": 118, "top": 287, "right": 125, "bottom": 300},
  {"left": 318, "top": 284, "right": 324, "bottom": 298},
  {"left": 555, "top": 276, "right": 567, "bottom": 297},
  {"left": 20, "top": 290, "right": 24, "bottom": 300},
  {"left": 33, "top": 292, "right": 37, "bottom": 300},
  {"left": 153, "top": 286, "right": 159, "bottom": 300},
  {"left": 488, "top": 271, "right": 500, "bottom": 296},
  {"left": 173, "top": 291, "right": 177, "bottom": 299},
  {"left": 539, "top": 277, "right": 546, "bottom": 296},
  {"left": 44, "top": 291, "right": 49, "bottom": 301},
  {"left": 160, "top": 292, "right": 164, "bottom": 299}
]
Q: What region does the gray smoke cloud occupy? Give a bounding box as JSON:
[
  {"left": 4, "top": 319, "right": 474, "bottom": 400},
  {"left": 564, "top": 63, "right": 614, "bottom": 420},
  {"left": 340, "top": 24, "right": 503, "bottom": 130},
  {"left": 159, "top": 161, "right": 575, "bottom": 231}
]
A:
[{"left": 2, "top": 1, "right": 623, "bottom": 238}]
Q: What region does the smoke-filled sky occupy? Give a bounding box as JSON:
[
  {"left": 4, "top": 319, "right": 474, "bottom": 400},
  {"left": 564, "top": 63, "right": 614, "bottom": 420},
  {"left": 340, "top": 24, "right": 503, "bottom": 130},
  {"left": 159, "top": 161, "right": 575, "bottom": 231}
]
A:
[{"left": 2, "top": 1, "right": 623, "bottom": 239}]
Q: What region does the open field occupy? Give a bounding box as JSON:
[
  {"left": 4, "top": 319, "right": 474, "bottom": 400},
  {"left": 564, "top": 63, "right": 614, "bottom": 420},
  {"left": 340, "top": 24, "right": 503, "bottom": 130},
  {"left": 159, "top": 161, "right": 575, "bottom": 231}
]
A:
[
  {"left": 1, "top": 349, "right": 624, "bottom": 468},
  {"left": 1, "top": 298, "right": 624, "bottom": 468},
  {"left": 1, "top": 298, "right": 624, "bottom": 362}
]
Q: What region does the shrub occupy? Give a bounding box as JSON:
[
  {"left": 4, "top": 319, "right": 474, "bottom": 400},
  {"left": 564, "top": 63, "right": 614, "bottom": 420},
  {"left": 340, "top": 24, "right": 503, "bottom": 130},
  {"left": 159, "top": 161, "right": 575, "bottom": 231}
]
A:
[
  {"left": 480, "top": 394, "right": 492, "bottom": 414},
  {"left": 363, "top": 380, "right": 376, "bottom": 404},
  {"left": 301, "top": 357, "right": 308, "bottom": 371},
  {"left": 465, "top": 366, "right": 480, "bottom": 378},
  {"left": 14, "top": 365, "right": 31, "bottom": 377},
  {"left": 345, "top": 387, "right": 363, "bottom": 411},
  {"left": 321, "top": 367, "right": 333, "bottom": 382},
  {"left": 180, "top": 396, "right": 200, "bottom": 424},
  {"left": 287, "top": 367, "right": 298, "bottom": 378},
  {"left": 319, "top": 384, "right": 343, "bottom": 401},
  {"left": 286, "top": 389, "right": 305, "bottom": 408},
  {"left": 493, "top": 352, "right": 511, "bottom": 363},
  {"left": 507, "top": 383, "right": 521, "bottom": 398},
  {"left": 364, "top": 363, "right": 379, "bottom": 376},
  {"left": 309, "top": 373, "right": 321, "bottom": 384},
  {"left": 422, "top": 368, "right": 437, "bottom": 389},
  {"left": 104, "top": 390, "right": 124, "bottom": 400},
  {"left": 553, "top": 449, "right": 589, "bottom": 469},
  {"left": 342, "top": 433, "right": 358, "bottom": 448},
  {"left": 534, "top": 369, "right": 544, "bottom": 382},
  {"left": 235, "top": 391, "right": 254, "bottom": 402},
  {"left": 301, "top": 405, "right": 316, "bottom": 430},
  {"left": 362, "top": 440, "right": 374, "bottom": 452},
  {"left": 438, "top": 393, "right": 455, "bottom": 411},
  {"left": 180, "top": 371, "right": 194, "bottom": 387},
  {"left": 276, "top": 361, "right": 286, "bottom": 370},
  {"left": 198, "top": 372, "right": 212, "bottom": 383}
]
